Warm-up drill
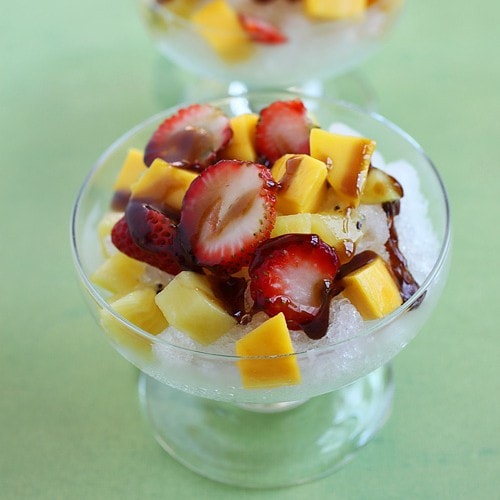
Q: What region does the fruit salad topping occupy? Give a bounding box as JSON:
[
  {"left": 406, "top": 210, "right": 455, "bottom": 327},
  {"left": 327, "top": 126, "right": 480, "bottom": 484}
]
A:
[{"left": 95, "top": 98, "right": 421, "bottom": 351}]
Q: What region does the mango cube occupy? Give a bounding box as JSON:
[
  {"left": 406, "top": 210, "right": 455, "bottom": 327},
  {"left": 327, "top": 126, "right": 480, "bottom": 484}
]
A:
[
  {"left": 100, "top": 287, "right": 168, "bottom": 357},
  {"left": 271, "top": 154, "right": 328, "bottom": 214},
  {"left": 91, "top": 252, "right": 145, "bottom": 295},
  {"left": 310, "top": 128, "right": 375, "bottom": 208},
  {"left": 130, "top": 158, "right": 198, "bottom": 213},
  {"left": 341, "top": 254, "right": 402, "bottom": 320},
  {"left": 305, "top": 0, "right": 367, "bottom": 19},
  {"left": 235, "top": 313, "right": 301, "bottom": 389},
  {"left": 113, "top": 148, "right": 147, "bottom": 192},
  {"left": 191, "top": 0, "right": 253, "bottom": 62},
  {"left": 155, "top": 271, "right": 237, "bottom": 345},
  {"left": 220, "top": 113, "right": 259, "bottom": 161}
]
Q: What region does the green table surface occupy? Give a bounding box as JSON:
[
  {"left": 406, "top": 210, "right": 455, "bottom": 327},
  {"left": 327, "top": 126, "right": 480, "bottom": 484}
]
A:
[{"left": 1, "top": 1, "right": 499, "bottom": 498}]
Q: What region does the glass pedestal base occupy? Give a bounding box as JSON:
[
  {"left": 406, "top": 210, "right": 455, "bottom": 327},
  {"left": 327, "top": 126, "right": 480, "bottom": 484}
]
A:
[{"left": 138, "top": 363, "right": 394, "bottom": 488}]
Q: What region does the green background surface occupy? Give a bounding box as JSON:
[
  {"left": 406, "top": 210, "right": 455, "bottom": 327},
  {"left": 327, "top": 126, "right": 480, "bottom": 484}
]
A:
[{"left": 1, "top": 1, "right": 498, "bottom": 498}]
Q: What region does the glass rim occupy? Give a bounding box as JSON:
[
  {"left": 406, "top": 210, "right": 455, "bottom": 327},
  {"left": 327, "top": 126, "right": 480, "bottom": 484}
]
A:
[{"left": 70, "top": 91, "right": 451, "bottom": 361}]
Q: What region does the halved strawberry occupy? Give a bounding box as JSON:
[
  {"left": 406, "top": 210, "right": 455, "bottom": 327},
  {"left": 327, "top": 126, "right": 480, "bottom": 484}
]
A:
[
  {"left": 255, "top": 99, "right": 314, "bottom": 164},
  {"left": 249, "top": 233, "right": 340, "bottom": 338},
  {"left": 111, "top": 215, "right": 183, "bottom": 275},
  {"left": 144, "top": 104, "right": 232, "bottom": 170},
  {"left": 238, "top": 13, "right": 287, "bottom": 44},
  {"left": 178, "top": 160, "right": 277, "bottom": 273}
]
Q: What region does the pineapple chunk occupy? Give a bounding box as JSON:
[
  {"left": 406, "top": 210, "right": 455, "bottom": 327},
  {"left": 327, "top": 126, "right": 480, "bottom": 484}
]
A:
[
  {"left": 271, "top": 213, "right": 312, "bottom": 238},
  {"left": 155, "top": 271, "right": 237, "bottom": 345},
  {"left": 191, "top": 0, "right": 253, "bottom": 62},
  {"left": 271, "top": 154, "right": 328, "bottom": 214},
  {"left": 220, "top": 113, "right": 259, "bottom": 161},
  {"left": 310, "top": 128, "right": 375, "bottom": 208},
  {"left": 235, "top": 313, "right": 301, "bottom": 389},
  {"left": 91, "top": 252, "right": 145, "bottom": 295},
  {"left": 310, "top": 212, "right": 364, "bottom": 264},
  {"left": 341, "top": 253, "right": 402, "bottom": 320},
  {"left": 130, "top": 158, "right": 198, "bottom": 213},
  {"left": 304, "top": 0, "right": 367, "bottom": 19},
  {"left": 97, "top": 211, "right": 123, "bottom": 257},
  {"left": 100, "top": 287, "right": 168, "bottom": 357}
]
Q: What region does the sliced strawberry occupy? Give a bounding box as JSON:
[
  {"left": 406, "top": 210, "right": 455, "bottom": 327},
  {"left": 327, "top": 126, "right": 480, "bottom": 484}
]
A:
[
  {"left": 249, "top": 234, "right": 340, "bottom": 338},
  {"left": 238, "top": 13, "right": 287, "bottom": 44},
  {"left": 111, "top": 215, "right": 183, "bottom": 275},
  {"left": 178, "top": 160, "right": 277, "bottom": 273},
  {"left": 255, "top": 99, "right": 313, "bottom": 164},
  {"left": 144, "top": 104, "right": 232, "bottom": 170}
]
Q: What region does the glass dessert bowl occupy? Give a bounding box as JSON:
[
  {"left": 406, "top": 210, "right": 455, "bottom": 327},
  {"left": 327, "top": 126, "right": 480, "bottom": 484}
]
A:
[
  {"left": 71, "top": 91, "right": 451, "bottom": 488},
  {"left": 138, "top": 0, "right": 404, "bottom": 106}
]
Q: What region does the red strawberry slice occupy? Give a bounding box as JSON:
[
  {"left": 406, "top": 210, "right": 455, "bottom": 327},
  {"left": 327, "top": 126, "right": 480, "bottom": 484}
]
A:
[
  {"left": 144, "top": 104, "right": 232, "bottom": 170},
  {"left": 255, "top": 99, "right": 313, "bottom": 164},
  {"left": 249, "top": 234, "right": 340, "bottom": 338},
  {"left": 178, "top": 160, "right": 277, "bottom": 273},
  {"left": 111, "top": 215, "right": 183, "bottom": 275},
  {"left": 238, "top": 13, "right": 287, "bottom": 44}
]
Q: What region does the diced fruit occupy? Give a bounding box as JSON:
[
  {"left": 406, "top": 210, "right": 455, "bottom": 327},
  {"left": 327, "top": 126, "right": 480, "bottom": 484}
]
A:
[
  {"left": 271, "top": 154, "right": 328, "bottom": 214},
  {"left": 144, "top": 104, "right": 232, "bottom": 169},
  {"left": 255, "top": 99, "right": 313, "bottom": 164},
  {"left": 179, "top": 160, "right": 277, "bottom": 273},
  {"left": 113, "top": 148, "right": 147, "bottom": 192},
  {"left": 91, "top": 251, "right": 145, "bottom": 295},
  {"left": 271, "top": 213, "right": 313, "bottom": 238},
  {"left": 305, "top": 0, "right": 367, "bottom": 20},
  {"left": 130, "top": 158, "right": 198, "bottom": 214},
  {"left": 235, "top": 313, "right": 301, "bottom": 389},
  {"left": 191, "top": 0, "right": 254, "bottom": 62},
  {"left": 100, "top": 287, "right": 168, "bottom": 357},
  {"left": 155, "top": 271, "right": 237, "bottom": 345},
  {"left": 97, "top": 211, "right": 123, "bottom": 257},
  {"left": 340, "top": 251, "right": 402, "bottom": 320},
  {"left": 249, "top": 234, "right": 340, "bottom": 337},
  {"left": 111, "top": 215, "right": 182, "bottom": 275},
  {"left": 238, "top": 13, "right": 288, "bottom": 44},
  {"left": 310, "top": 212, "right": 364, "bottom": 264},
  {"left": 310, "top": 128, "right": 375, "bottom": 208},
  {"left": 361, "top": 166, "right": 403, "bottom": 204},
  {"left": 220, "top": 113, "right": 259, "bottom": 162}
]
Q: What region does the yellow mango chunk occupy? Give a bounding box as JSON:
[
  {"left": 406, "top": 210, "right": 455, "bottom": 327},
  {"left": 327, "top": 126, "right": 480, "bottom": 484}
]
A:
[
  {"left": 191, "top": 0, "right": 253, "bottom": 62},
  {"left": 113, "top": 148, "right": 147, "bottom": 192},
  {"left": 155, "top": 271, "right": 237, "bottom": 345},
  {"left": 271, "top": 154, "right": 328, "bottom": 214},
  {"left": 310, "top": 128, "right": 375, "bottom": 208},
  {"left": 130, "top": 158, "right": 198, "bottom": 213},
  {"left": 304, "top": 0, "right": 367, "bottom": 19},
  {"left": 100, "top": 287, "right": 168, "bottom": 358},
  {"left": 236, "top": 313, "right": 301, "bottom": 389},
  {"left": 220, "top": 113, "right": 259, "bottom": 161},
  {"left": 271, "top": 213, "right": 312, "bottom": 238},
  {"left": 341, "top": 253, "right": 402, "bottom": 320},
  {"left": 91, "top": 252, "right": 145, "bottom": 295},
  {"left": 361, "top": 166, "right": 403, "bottom": 204}
]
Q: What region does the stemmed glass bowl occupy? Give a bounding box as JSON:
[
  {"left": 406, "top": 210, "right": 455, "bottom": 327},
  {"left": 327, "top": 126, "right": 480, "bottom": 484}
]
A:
[
  {"left": 137, "top": 0, "right": 404, "bottom": 105},
  {"left": 71, "top": 91, "right": 451, "bottom": 488}
]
